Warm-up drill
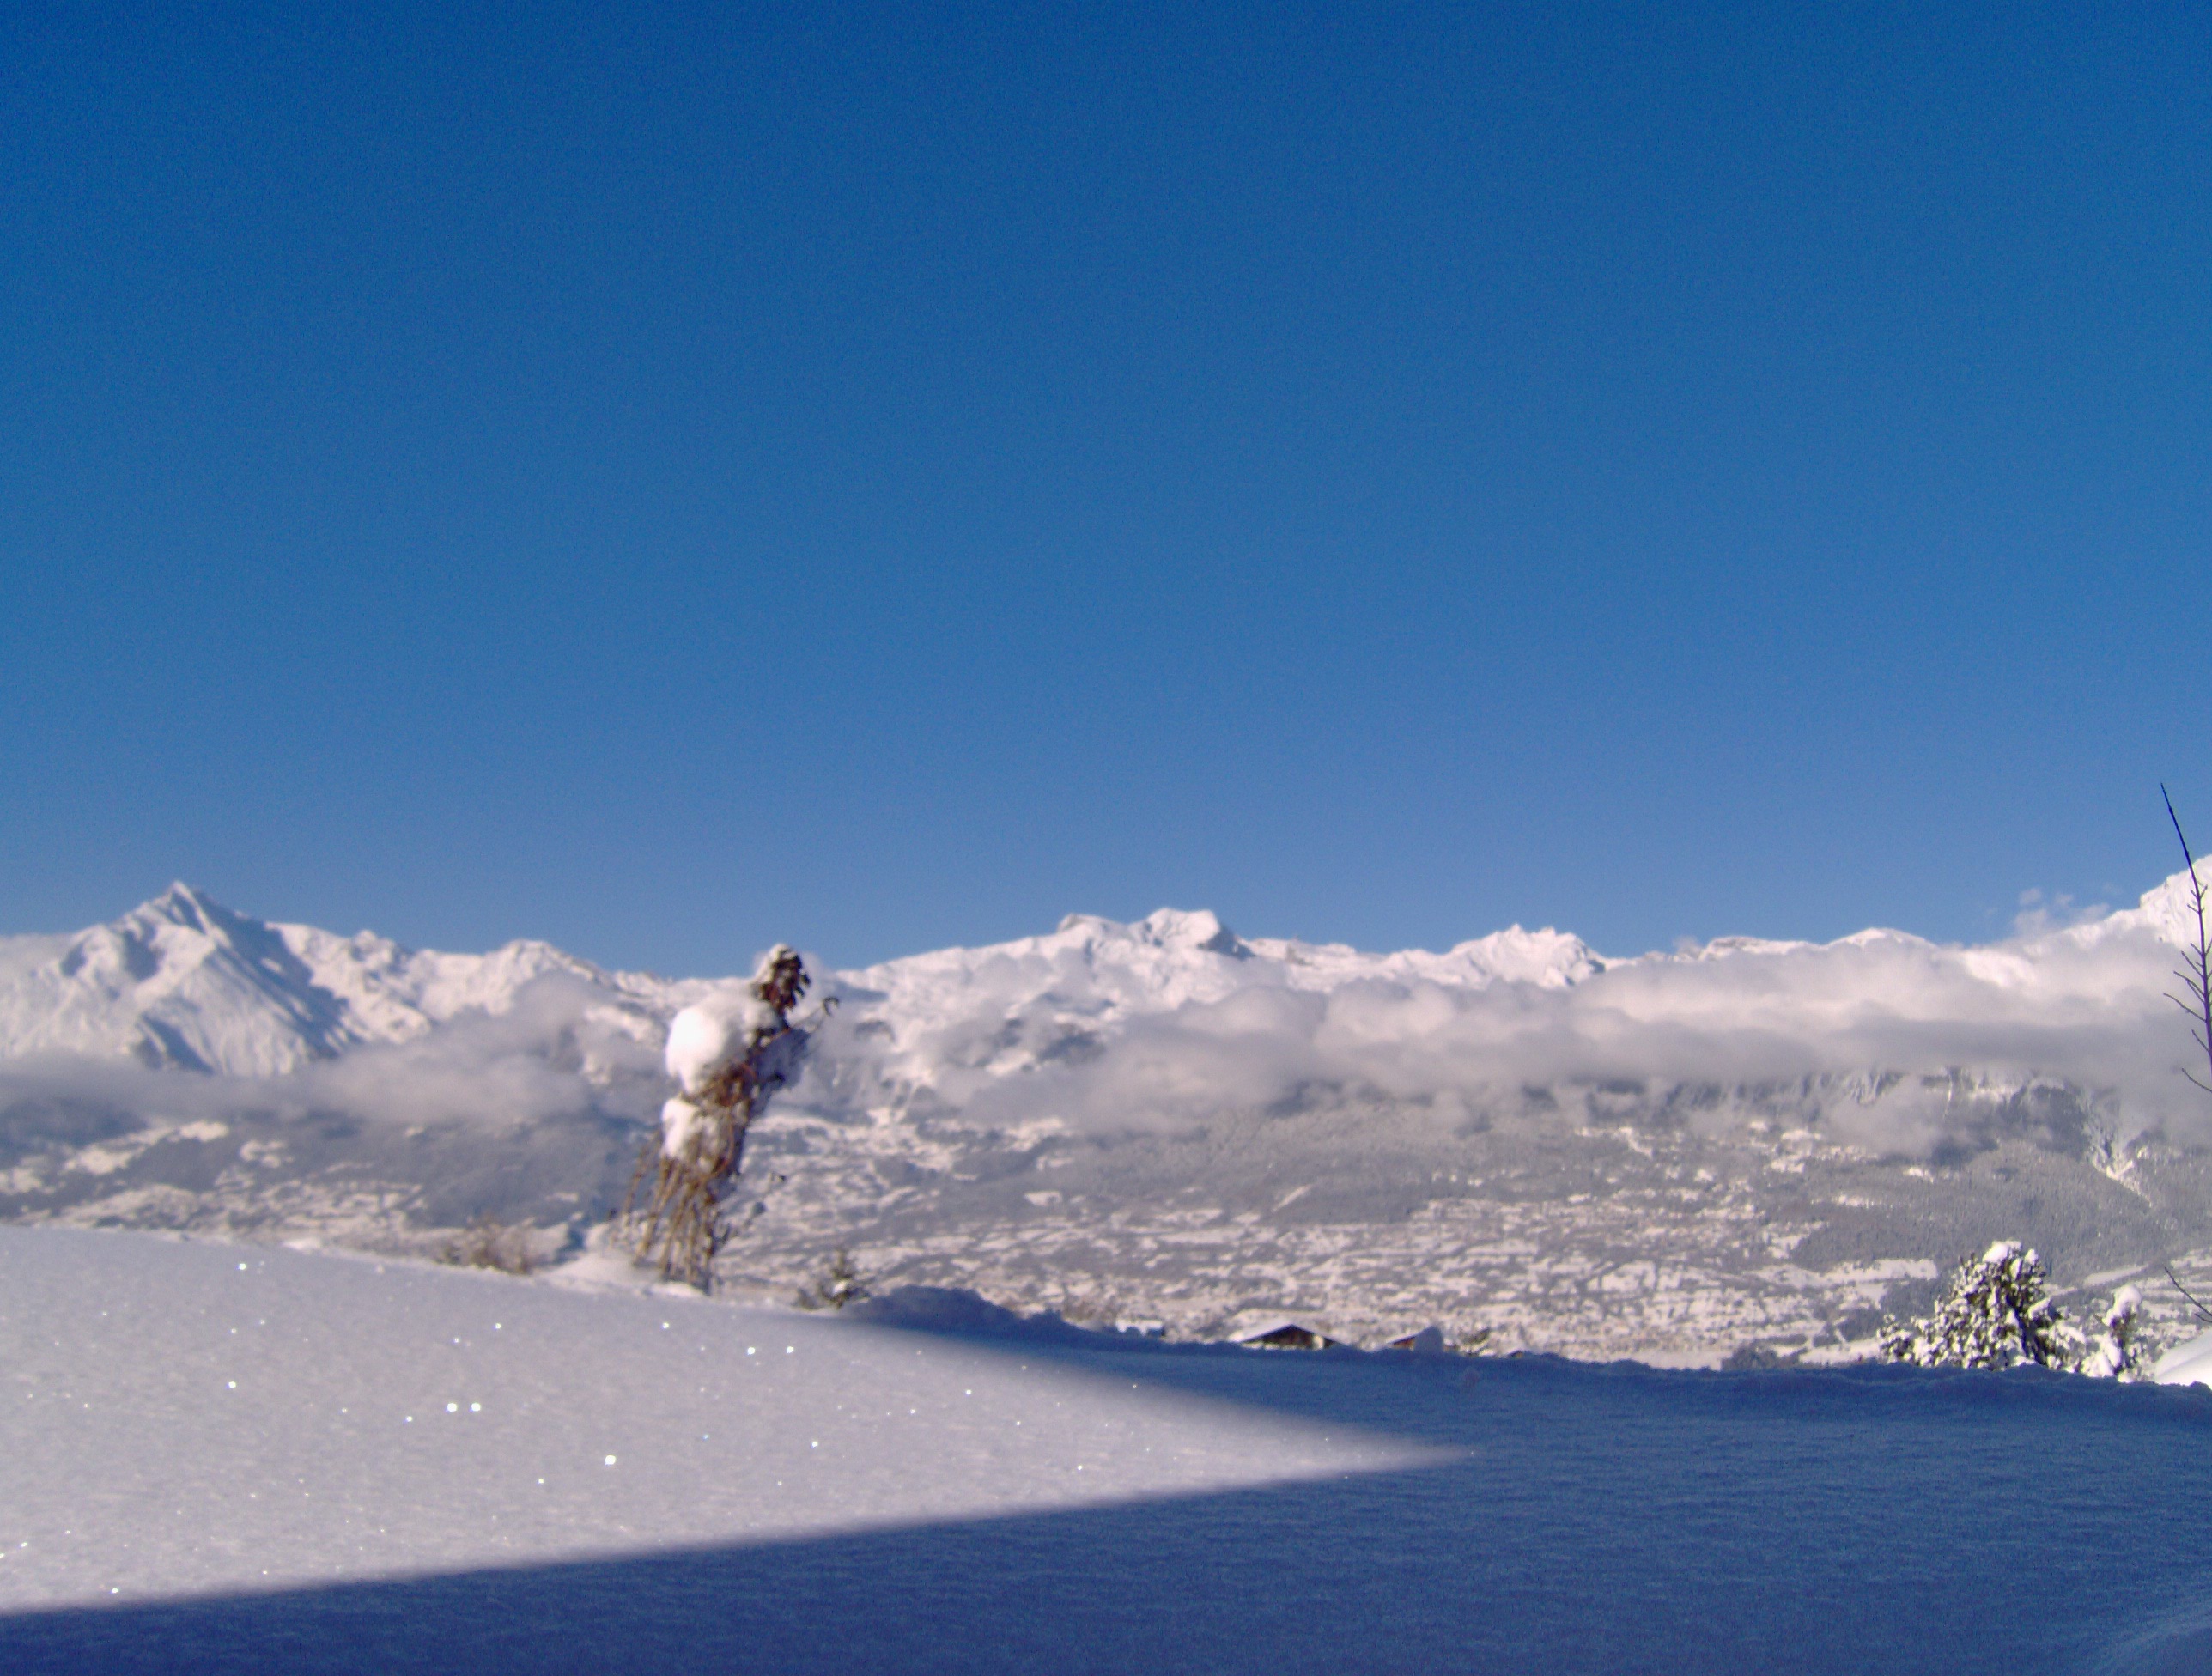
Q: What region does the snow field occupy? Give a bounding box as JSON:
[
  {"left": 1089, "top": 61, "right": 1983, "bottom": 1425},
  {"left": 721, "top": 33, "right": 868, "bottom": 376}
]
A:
[
  {"left": 0, "top": 1226, "right": 1431, "bottom": 1611},
  {"left": 9, "top": 1229, "right": 2212, "bottom": 1671}
]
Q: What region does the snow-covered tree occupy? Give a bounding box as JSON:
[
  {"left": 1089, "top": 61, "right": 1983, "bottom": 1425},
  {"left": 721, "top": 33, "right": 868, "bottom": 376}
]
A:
[
  {"left": 1880, "top": 1242, "right": 2068, "bottom": 1370},
  {"left": 621, "top": 944, "right": 817, "bottom": 1287}
]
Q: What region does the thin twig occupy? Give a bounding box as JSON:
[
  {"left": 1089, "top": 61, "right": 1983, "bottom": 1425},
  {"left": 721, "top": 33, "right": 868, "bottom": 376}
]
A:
[
  {"left": 2165, "top": 1264, "right": 2212, "bottom": 1325},
  {"left": 2163, "top": 786, "right": 2212, "bottom": 1095}
]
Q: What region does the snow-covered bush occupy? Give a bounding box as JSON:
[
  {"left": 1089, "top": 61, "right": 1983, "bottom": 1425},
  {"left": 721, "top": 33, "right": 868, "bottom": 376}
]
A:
[
  {"left": 1880, "top": 1242, "right": 2068, "bottom": 1370},
  {"left": 795, "top": 1247, "right": 870, "bottom": 1311},
  {"left": 439, "top": 1213, "right": 539, "bottom": 1275},
  {"left": 621, "top": 945, "right": 816, "bottom": 1286},
  {"left": 2076, "top": 1284, "right": 2145, "bottom": 1381},
  {"left": 1721, "top": 1340, "right": 1803, "bottom": 1371}
]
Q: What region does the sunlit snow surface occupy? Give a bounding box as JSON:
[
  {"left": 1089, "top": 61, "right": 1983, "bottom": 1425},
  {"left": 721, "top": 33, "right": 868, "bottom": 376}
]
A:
[
  {"left": 0, "top": 1228, "right": 1426, "bottom": 1604},
  {"left": 7, "top": 1229, "right": 2212, "bottom": 1674}
]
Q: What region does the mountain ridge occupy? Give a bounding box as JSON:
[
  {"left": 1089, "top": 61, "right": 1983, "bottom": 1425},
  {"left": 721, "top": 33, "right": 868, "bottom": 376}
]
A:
[
  {"left": 0, "top": 889, "right": 1622, "bottom": 1078},
  {"left": 2, "top": 871, "right": 2203, "bottom": 1084}
]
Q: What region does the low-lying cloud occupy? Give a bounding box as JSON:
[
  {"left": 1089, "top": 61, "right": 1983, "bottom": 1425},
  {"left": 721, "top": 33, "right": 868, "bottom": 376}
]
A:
[
  {"left": 841, "top": 920, "right": 2208, "bottom": 1157},
  {"left": 5, "top": 903, "right": 2209, "bottom": 1166},
  {"left": 0, "top": 977, "right": 665, "bottom": 1141}
]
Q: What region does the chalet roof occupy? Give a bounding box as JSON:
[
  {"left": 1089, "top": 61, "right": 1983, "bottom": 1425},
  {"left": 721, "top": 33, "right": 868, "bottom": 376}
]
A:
[
  {"left": 1236, "top": 1321, "right": 1344, "bottom": 1351},
  {"left": 1385, "top": 1326, "right": 1449, "bottom": 1355}
]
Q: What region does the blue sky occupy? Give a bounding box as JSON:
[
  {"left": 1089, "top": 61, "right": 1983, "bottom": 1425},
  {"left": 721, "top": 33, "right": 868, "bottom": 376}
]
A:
[{"left": 3, "top": 3, "right": 2208, "bottom": 974}]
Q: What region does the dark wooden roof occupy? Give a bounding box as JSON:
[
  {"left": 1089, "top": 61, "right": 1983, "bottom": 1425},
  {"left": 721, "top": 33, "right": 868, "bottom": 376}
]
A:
[{"left": 1237, "top": 1322, "right": 1342, "bottom": 1351}]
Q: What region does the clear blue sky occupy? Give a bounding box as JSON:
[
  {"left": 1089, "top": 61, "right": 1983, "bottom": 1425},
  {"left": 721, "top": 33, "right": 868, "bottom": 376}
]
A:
[{"left": 3, "top": 3, "right": 2208, "bottom": 974}]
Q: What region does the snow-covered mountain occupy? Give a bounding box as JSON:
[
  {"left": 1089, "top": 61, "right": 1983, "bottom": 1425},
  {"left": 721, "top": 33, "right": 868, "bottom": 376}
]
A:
[
  {"left": 6, "top": 874, "right": 2212, "bottom": 1363},
  {"left": 0, "top": 889, "right": 1607, "bottom": 1081},
  {"left": 0, "top": 883, "right": 678, "bottom": 1076}
]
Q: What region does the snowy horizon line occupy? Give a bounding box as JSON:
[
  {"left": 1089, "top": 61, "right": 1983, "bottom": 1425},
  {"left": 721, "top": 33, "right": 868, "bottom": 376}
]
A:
[{"left": 21, "top": 865, "right": 2205, "bottom": 984}]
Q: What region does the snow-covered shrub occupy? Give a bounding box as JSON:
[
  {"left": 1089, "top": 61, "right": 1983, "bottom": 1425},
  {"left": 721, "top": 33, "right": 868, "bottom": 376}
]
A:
[
  {"left": 2076, "top": 1284, "right": 2145, "bottom": 1381},
  {"left": 1721, "top": 1340, "right": 1802, "bottom": 1371},
  {"left": 439, "top": 1213, "right": 539, "bottom": 1275},
  {"left": 621, "top": 945, "right": 816, "bottom": 1286},
  {"left": 795, "top": 1247, "right": 870, "bottom": 1311},
  {"left": 1880, "top": 1242, "right": 2068, "bottom": 1370}
]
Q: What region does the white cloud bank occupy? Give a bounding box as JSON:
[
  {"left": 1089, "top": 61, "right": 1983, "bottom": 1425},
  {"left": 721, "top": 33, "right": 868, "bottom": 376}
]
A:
[
  {"left": 805, "top": 871, "right": 2212, "bottom": 1156},
  {"left": 4, "top": 870, "right": 2210, "bottom": 1163},
  {"left": 0, "top": 976, "right": 666, "bottom": 1139}
]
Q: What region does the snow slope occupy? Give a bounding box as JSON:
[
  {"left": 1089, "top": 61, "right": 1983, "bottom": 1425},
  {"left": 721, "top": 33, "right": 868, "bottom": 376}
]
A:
[
  {"left": 2151, "top": 1325, "right": 2212, "bottom": 1388},
  {"left": 3, "top": 1225, "right": 2212, "bottom": 1674},
  {"left": 0, "top": 1226, "right": 1425, "bottom": 1609}
]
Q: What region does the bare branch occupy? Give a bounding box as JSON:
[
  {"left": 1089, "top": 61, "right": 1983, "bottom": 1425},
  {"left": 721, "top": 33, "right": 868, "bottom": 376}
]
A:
[
  {"left": 2166, "top": 1264, "right": 2212, "bottom": 1325},
  {"left": 2163, "top": 786, "right": 2212, "bottom": 1098}
]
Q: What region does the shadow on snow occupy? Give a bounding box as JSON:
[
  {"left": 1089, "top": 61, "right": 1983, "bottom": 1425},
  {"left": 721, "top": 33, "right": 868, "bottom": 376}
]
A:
[{"left": 11, "top": 1316, "right": 2212, "bottom": 1676}]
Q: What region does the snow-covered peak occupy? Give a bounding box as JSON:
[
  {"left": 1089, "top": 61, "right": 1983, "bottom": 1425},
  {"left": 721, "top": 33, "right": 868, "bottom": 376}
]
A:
[
  {"left": 0, "top": 884, "right": 362, "bottom": 1074},
  {"left": 1687, "top": 935, "right": 1819, "bottom": 960},
  {"left": 1673, "top": 926, "right": 1932, "bottom": 964},
  {"left": 2079, "top": 861, "right": 2212, "bottom": 950},
  {"left": 15, "top": 867, "right": 2212, "bottom": 1120},
  {"left": 842, "top": 909, "right": 1266, "bottom": 1029},
  {"left": 0, "top": 886, "right": 671, "bottom": 1077},
  {"left": 820, "top": 910, "right": 1612, "bottom": 1095},
  {"left": 273, "top": 921, "right": 629, "bottom": 1042},
  {"left": 1243, "top": 923, "right": 1603, "bottom": 990},
  {"left": 138, "top": 879, "right": 225, "bottom": 929},
  {"left": 0, "top": 888, "right": 1632, "bottom": 1109},
  {"left": 1055, "top": 908, "right": 1252, "bottom": 959}
]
